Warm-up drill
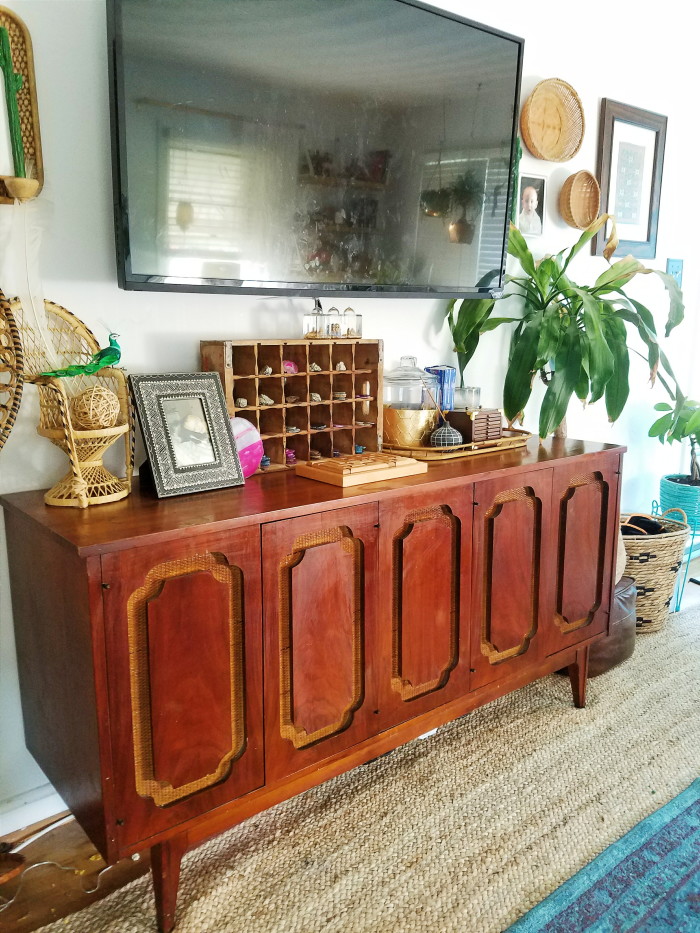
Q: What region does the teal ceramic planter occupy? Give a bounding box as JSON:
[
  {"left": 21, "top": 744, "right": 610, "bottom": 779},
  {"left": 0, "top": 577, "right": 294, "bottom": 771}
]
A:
[{"left": 659, "top": 474, "right": 700, "bottom": 531}]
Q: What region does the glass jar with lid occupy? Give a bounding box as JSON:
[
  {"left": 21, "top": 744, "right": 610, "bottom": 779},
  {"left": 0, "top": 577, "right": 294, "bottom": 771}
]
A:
[{"left": 383, "top": 356, "right": 438, "bottom": 410}]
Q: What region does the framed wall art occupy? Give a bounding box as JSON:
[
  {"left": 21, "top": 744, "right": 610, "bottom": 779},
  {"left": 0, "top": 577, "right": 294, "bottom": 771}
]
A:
[
  {"left": 130, "top": 372, "right": 244, "bottom": 497},
  {"left": 517, "top": 174, "right": 545, "bottom": 237},
  {"left": 592, "top": 99, "right": 667, "bottom": 258}
]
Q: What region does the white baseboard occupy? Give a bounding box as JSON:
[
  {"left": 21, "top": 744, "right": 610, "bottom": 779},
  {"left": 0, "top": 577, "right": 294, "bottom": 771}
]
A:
[{"left": 0, "top": 785, "right": 68, "bottom": 835}]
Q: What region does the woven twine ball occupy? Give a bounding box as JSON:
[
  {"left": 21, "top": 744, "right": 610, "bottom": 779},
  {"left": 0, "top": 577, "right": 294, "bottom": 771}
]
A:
[
  {"left": 430, "top": 423, "right": 463, "bottom": 447},
  {"left": 70, "top": 386, "right": 121, "bottom": 429}
]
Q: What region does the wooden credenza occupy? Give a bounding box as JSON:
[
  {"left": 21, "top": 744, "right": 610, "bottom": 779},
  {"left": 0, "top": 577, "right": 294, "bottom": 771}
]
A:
[{"left": 1, "top": 438, "right": 623, "bottom": 931}]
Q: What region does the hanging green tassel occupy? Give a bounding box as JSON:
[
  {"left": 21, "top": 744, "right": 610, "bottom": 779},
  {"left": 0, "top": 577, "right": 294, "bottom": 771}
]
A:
[{"left": 0, "top": 26, "right": 26, "bottom": 178}]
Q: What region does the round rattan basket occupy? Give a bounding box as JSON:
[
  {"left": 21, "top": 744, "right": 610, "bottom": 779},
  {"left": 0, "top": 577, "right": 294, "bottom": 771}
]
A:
[
  {"left": 559, "top": 171, "right": 601, "bottom": 228},
  {"left": 520, "top": 78, "right": 585, "bottom": 162},
  {"left": 621, "top": 509, "right": 689, "bottom": 633}
]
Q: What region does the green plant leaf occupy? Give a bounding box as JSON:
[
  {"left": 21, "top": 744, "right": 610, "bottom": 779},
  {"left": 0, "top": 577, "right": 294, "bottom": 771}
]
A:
[
  {"left": 535, "top": 303, "right": 564, "bottom": 369},
  {"left": 594, "top": 256, "right": 646, "bottom": 293},
  {"left": 649, "top": 412, "right": 674, "bottom": 437},
  {"left": 574, "top": 289, "right": 614, "bottom": 403},
  {"left": 539, "top": 322, "right": 582, "bottom": 437},
  {"left": 654, "top": 402, "right": 673, "bottom": 411},
  {"left": 602, "top": 316, "right": 630, "bottom": 422},
  {"left": 507, "top": 223, "right": 538, "bottom": 280},
  {"left": 479, "top": 316, "right": 522, "bottom": 331},
  {"left": 652, "top": 270, "right": 685, "bottom": 336},
  {"left": 503, "top": 313, "right": 542, "bottom": 422},
  {"left": 560, "top": 215, "right": 610, "bottom": 274},
  {"left": 448, "top": 297, "right": 495, "bottom": 383}
]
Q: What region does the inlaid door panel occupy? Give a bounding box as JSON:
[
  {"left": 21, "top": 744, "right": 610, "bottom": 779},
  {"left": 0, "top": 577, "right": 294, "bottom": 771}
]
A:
[
  {"left": 263, "top": 503, "right": 379, "bottom": 781},
  {"left": 101, "top": 525, "right": 263, "bottom": 849},
  {"left": 376, "top": 485, "right": 473, "bottom": 730},
  {"left": 470, "top": 469, "right": 552, "bottom": 689},
  {"left": 543, "top": 453, "right": 622, "bottom": 655}
]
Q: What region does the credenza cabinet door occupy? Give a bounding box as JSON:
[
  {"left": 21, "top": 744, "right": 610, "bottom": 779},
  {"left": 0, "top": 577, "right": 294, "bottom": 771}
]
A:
[
  {"left": 543, "top": 452, "right": 621, "bottom": 656},
  {"left": 470, "top": 469, "right": 552, "bottom": 689},
  {"left": 262, "top": 503, "right": 379, "bottom": 782},
  {"left": 100, "top": 526, "right": 264, "bottom": 850},
  {"left": 376, "top": 484, "right": 473, "bottom": 730}
]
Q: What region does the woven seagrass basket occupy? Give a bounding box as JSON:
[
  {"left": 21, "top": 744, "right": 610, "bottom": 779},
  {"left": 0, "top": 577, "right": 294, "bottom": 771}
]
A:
[
  {"left": 520, "top": 78, "right": 585, "bottom": 162},
  {"left": 621, "top": 509, "right": 689, "bottom": 633},
  {"left": 559, "top": 171, "right": 600, "bottom": 228}
]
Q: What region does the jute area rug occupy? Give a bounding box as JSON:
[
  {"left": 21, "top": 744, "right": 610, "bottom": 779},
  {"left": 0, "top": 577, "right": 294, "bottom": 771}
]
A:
[{"left": 41, "top": 610, "right": 700, "bottom": 933}]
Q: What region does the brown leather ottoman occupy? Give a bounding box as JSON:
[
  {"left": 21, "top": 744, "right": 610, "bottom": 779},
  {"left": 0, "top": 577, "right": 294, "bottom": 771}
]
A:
[{"left": 588, "top": 575, "right": 637, "bottom": 677}]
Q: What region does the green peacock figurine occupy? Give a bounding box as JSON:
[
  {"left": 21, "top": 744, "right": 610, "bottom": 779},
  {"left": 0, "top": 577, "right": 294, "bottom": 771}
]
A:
[{"left": 41, "top": 333, "right": 122, "bottom": 377}]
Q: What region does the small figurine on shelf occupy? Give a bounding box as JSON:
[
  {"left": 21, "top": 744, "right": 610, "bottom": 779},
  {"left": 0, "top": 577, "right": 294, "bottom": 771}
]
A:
[
  {"left": 235, "top": 397, "right": 248, "bottom": 408},
  {"left": 355, "top": 444, "right": 365, "bottom": 454},
  {"left": 40, "top": 333, "right": 122, "bottom": 377},
  {"left": 310, "top": 363, "right": 322, "bottom": 373},
  {"left": 258, "top": 393, "right": 274, "bottom": 406},
  {"left": 336, "top": 361, "right": 347, "bottom": 371},
  {"left": 259, "top": 364, "right": 273, "bottom": 375},
  {"left": 282, "top": 360, "right": 298, "bottom": 374},
  {"left": 260, "top": 454, "right": 271, "bottom": 469},
  {"left": 285, "top": 448, "right": 297, "bottom": 465},
  {"left": 310, "top": 391, "right": 322, "bottom": 402}
]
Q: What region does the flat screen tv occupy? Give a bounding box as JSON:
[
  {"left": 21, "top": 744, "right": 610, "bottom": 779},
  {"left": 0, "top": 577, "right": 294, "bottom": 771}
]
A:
[{"left": 107, "top": 0, "right": 523, "bottom": 298}]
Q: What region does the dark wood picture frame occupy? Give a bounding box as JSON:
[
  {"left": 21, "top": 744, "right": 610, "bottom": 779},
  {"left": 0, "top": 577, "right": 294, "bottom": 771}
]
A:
[
  {"left": 130, "top": 372, "right": 244, "bottom": 498},
  {"left": 592, "top": 99, "right": 667, "bottom": 258}
]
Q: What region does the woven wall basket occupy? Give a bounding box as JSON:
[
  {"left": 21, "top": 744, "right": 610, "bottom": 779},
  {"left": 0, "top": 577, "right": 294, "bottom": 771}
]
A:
[
  {"left": 520, "top": 78, "right": 585, "bottom": 162},
  {"left": 559, "top": 171, "right": 600, "bottom": 228},
  {"left": 621, "top": 510, "right": 689, "bottom": 633}
]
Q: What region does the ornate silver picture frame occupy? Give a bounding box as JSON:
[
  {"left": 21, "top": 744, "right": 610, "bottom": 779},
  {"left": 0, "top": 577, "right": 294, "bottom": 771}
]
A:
[{"left": 129, "top": 372, "right": 244, "bottom": 497}]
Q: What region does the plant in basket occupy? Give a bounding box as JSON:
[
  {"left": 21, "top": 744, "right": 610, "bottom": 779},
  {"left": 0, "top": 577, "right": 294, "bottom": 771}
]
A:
[{"left": 649, "top": 398, "right": 700, "bottom": 534}]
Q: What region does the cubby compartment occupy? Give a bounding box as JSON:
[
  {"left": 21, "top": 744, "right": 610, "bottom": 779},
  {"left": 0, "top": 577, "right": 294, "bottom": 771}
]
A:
[
  {"left": 310, "top": 405, "right": 331, "bottom": 432},
  {"left": 331, "top": 402, "right": 354, "bottom": 429},
  {"left": 201, "top": 339, "right": 382, "bottom": 470},
  {"left": 257, "top": 344, "right": 282, "bottom": 375},
  {"left": 283, "top": 434, "right": 309, "bottom": 465},
  {"left": 309, "top": 432, "right": 333, "bottom": 459},
  {"left": 231, "top": 378, "right": 257, "bottom": 411},
  {"left": 257, "top": 381, "right": 283, "bottom": 407},
  {"left": 230, "top": 344, "right": 258, "bottom": 377},
  {"left": 235, "top": 409, "right": 261, "bottom": 433},
  {"left": 259, "top": 407, "right": 284, "bottom": 438},
  {"left": 331, "top": 372, "right": 354, "bottom": 400},
  {"left": 355, "top": 424, "right": 379, "bottom": 452},
  {"left": 309, "top": 374, "right": 332, "bottom": 402},
  {"left": 332, "top": 428, "right": 355, "bottom": 455},
  {"left": 280, "top": 343, "right": 309, "bottom": 374},
  {"left": 283, "top": 375, "right": 307, "bottom": 404},
  {"left": 331, "top": 343, "right": 354, "bottom": 373},
  {"left": 308, "top": 343, "right": 331, "bottom": 372},
  {"left": 284, "top": 407, "right": 308, "bottom": 434}
]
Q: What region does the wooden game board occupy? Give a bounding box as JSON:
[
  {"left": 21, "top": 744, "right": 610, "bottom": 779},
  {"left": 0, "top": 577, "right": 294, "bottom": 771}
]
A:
[{"left": 295, "top": 452, "right": 427, "bottom": 486}]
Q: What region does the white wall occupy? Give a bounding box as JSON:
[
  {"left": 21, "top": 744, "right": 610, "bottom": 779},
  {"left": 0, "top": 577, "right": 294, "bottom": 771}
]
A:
[{"left": 1, "top": 0, "right": 697, "bottom": 830}]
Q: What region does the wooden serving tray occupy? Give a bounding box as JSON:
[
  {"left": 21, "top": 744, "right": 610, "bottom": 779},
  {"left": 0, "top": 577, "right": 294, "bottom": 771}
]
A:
[
  {"left": 295, "top": 452, "right": 427, "bottom": 486},
  {"left": 383, "top": 428, "right": 531, "bottom": 461}
]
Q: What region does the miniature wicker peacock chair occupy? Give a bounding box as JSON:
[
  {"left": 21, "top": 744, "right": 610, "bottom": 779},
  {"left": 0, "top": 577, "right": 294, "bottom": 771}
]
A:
[{"left": 5, "top": 292, "right": 133, "bottom": 508}]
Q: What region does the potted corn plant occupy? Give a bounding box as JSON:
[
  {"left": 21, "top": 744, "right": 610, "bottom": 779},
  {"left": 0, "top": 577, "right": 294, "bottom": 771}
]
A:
[{"left": 445, "top": 215, "right": 684, "bottom": 437}]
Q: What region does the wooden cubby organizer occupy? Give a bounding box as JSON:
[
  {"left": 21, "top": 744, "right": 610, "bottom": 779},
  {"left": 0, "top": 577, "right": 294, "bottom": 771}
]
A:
[{"left": 201, "top": 339, "right": 383, "bottom": 471}]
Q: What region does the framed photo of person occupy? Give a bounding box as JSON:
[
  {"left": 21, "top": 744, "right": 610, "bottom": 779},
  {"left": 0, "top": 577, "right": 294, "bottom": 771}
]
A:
[
  {"left": 517, "top": 175, "right": 545, "bottom": 237},
  {"left": 129, "top": 372, "right": 244, "bottom": 498},
  {"left": 592, "top": 99, "right": 667, "bottom": 258}
]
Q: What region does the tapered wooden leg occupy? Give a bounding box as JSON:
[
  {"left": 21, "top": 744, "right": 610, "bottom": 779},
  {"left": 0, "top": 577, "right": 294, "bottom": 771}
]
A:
[
  {"left": 151, "top": 833, "right": 188, "bottom": 933},
  {"left": 567, "top": 646, "right": 589, "bottom": 708}
]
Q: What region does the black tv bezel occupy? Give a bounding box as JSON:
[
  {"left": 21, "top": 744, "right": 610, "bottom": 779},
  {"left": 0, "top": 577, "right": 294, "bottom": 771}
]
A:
[{"left": 106, "top": 0, "right": 524, "bottom": 300}]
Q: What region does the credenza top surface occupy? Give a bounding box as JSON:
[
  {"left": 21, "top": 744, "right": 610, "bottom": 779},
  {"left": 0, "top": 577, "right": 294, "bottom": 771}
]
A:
[{"left": 0, "top": 437, "right": 624, "bottom": 557}]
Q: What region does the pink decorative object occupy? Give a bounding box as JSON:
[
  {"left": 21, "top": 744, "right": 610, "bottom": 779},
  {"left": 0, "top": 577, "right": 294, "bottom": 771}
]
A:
[
  {"left": 230, "top": 417, "right": 264, "bottom": 477},
  {"left": 282, "top": 359, "right": 299, "bottom": 374}
]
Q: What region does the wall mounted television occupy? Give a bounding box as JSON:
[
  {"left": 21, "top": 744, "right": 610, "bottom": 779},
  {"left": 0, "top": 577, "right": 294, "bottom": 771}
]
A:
[{"left": 107, "top": 1, "right": 523, "bottom": 298}]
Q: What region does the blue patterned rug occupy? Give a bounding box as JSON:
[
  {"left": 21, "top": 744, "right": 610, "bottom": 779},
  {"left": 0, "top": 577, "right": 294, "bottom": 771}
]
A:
[{"left": 507, "top": 778, "right": 700, "bottom": 932}]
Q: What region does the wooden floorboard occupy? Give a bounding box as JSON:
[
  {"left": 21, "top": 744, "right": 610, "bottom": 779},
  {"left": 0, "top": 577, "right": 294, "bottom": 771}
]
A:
[{"left": 0, "top": 817, "right": 149, "bottom": 932}]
